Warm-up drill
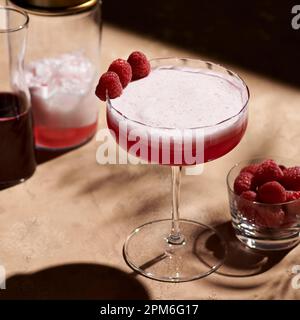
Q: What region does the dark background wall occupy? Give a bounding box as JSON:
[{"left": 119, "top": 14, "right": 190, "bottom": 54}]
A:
[{"left": 103, "top": 0, "right": 300, "bottom": 86}]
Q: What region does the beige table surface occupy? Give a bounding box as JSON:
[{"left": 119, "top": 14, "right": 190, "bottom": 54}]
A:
[{"left": 1, "top": 24, "right": 300, "bottom": 300}]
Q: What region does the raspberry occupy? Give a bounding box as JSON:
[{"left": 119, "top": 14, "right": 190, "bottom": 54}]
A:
[
  {"left": 286, "top": 191, "right": 300, "bottom": 201},
  {"left": 108, "top": 59, "right": 132, "bottom": 88},
  {"left": 253, "top": 159, "right": 284, "bottom": 187},
  {"left": 240, "top": 190, "right": 257, "bottom": 201},
  {"left": 127, "top": 51, "right": 150, "bottom": 80},
  {"left": 240, "top": 164, "right": 259, "bottom": 175},
  {"left": 234, "top": 172, "right": 254, "bottom": 195},
  {"left": 95, "top": 71, "right": 122, "bottom": 101},
  {"left": 282, "top": 166, "right": 300, "bottom": 191},
  {"left": 258, "top": 181, "right": 286, "bottom": 204},
  {"left": 255, "top": 207, "right": 285, "bottom": 228}
]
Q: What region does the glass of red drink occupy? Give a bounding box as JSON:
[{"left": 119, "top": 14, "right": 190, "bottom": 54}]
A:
[
  {"left": 107, "top": 58, "right": 249, "bottom": 282},
  {"left": 0, "top": 6, "right": 36, "bottom": 188}
]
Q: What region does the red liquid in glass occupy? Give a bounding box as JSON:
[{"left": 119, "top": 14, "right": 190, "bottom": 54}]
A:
[
  {"left": 0, "top": 93, "right": 36, "bottom": 184},
  {"left": 107, "top": 113, "right": 248, "bottom": 165},
  {"left": 34, "top": 122, "right": 98, "bottom": 150}
]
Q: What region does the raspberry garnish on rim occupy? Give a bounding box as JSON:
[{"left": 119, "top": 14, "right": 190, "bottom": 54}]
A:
[
  {"left": 95, "top": 51, "right": 151, "bottom": 101},
  {"left": 95, "top": 71, "right": 122, "bottom": 102},
  {"left": 108, "top": 59, "right": 132, "bottom": 88},
  {"left": 127, "top": 51, "right": 151, "bottom": 80}
]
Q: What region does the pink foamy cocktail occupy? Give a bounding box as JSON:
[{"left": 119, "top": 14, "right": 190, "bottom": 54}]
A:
[
  {"left": 106, "top": 58, "right": 249, "bottom": 282},
  {"left": 107, "top": 60, "right": 248, "bottom": 165}
]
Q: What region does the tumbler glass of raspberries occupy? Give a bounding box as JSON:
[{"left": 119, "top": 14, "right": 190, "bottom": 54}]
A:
[{"left": 227, "top": 158, "right": 300, "bottom": 251}]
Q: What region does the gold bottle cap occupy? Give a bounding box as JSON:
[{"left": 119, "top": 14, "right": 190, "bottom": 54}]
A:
[{"left": 10, "top": 0, "right": 99, "bottom": 16}]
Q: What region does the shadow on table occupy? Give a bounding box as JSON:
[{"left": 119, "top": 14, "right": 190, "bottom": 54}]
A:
[
  {"left": 0, "top": 148, "right": 77, "bottom": 191},
  {"left": 0, "top": 263, "right": 150, "bottom": 300},
  {"left": 35, "top": 148, "right": 72, "bottom": 165},
  {"left": 35, "top": 132, "right": 96, "bottom": 164},
  {"left": 207, "top": 221, "right": 291, "bottom": 277}
]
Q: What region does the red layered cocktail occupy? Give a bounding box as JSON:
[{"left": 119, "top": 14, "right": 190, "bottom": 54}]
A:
[{"left": 107, "top": 60, "right": 248, "bottom": 165}]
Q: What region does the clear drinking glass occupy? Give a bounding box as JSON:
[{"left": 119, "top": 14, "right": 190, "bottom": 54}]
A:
[
  {"left": 0, "top": 6, "right": 36, "bottom": 188},
  {"left": 227, "top": 158, "right": 300, "bottom": 251},
  {"left": 9, "top": 0, "right": 102, "bottom": 150},
  {"left": 107, "top": 58, "right": 250, "bottom": 282}
]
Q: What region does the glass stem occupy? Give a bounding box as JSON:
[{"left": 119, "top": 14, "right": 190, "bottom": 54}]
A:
[{"left": 168, "top": 166, "right": 185, "bottom": 245}]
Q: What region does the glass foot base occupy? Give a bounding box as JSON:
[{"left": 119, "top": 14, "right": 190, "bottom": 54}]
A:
[{"left": 123, "top": 219, "right": 227, "bottom": 282}]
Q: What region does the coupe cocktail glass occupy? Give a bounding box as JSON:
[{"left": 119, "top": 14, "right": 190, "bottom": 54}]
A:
[{"left": 107, "top": 58, "right": 249, "bottom": 282}]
